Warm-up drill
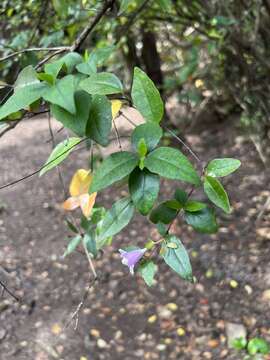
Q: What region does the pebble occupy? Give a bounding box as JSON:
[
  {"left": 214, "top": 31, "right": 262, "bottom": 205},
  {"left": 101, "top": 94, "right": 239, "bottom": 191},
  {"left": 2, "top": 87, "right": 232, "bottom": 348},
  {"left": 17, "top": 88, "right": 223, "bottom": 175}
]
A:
[
  {"left": 97, "top": 338, "right": 108, "bottom": 349},
  {"left": 225, "top": 322, "right": 247, "bottom": 348}
]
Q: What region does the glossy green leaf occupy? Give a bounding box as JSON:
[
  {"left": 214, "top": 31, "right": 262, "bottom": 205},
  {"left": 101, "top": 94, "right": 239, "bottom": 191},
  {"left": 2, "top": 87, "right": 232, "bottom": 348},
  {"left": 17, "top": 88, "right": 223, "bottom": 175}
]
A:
[
  {"left": 64, "top": 235, "right": 81, "bottom": 257},
  {"left": 51, "top": 91, "right": 91, "bottom": 136},
  {"left": 138, "top": 260, "right": 158, "bottom": 286},
  {"left": 131, "top": 122, "right": 163, "bottom": 152},
  {"left": 86, "top": 95, "right": 112, "bottom": 146},
  {"left": 206, "top": 158, "right": 241, "bottom": 177},
  {"left": 0, "top": 66, "right": 48, "bottom": 120},
  {"left": 162, "top": 235, "right": 192, "bottom": 281},
  {"left": 174, "top": 188, "right": 188, "bottom": 206},
  {"left": 145, "top": 147, "right": 201, "bottom": 186},
  {"left": 131, "top": 67, "right": 164, "bottom": 123},
  {"left": 40, "top": 137, "right": 81, "bottom": 176},
  {"left": 184, "top": 200, "right": 206, "bottom": 212},
  {"left": 184, "top": 207, "right": 218, "bottom": 233},
  {"left": 150, "top": 201, "right": 178, "bottom": 224},
  {"left": 137, "top": 138, "right": 147, "bottom": 158},
  {"left": 98, "top": 197, "right": 134, "bottom": 239},
  {"left": 129, "top": 168, "right": 160, "bottom": 215},
  {"left": 43, "top": 75, "right": 76, "bottom": 114},
  {"left": 89, "top": 151, "right": 138, "bottom": 193},
  {"left": 80, "top": 72, "right": 123, "bottom": 95},
  {"left": 204, "top": 176, "right": 231, "bottom": 213}
]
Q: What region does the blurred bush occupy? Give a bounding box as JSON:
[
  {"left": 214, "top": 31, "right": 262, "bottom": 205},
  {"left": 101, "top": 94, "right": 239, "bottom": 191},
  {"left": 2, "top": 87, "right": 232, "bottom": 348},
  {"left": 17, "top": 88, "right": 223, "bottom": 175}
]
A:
[{"left": 1, "top": 0, "right": 270, "bottom": 143}]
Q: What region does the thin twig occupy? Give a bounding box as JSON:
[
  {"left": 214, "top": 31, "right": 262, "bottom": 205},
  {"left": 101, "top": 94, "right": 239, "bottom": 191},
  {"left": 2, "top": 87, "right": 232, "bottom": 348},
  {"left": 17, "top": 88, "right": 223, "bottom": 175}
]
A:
[
  {"left": 0, "top": 47, "right": 69, "bottom": 62},
  {"left": 162, "top": 125, "right": 202, "bottom": 165},
  {"left": 112, "top": 118, "right": 122, "bottom": 151},
  {"left": 0, "top": 279, "right": 20, "bottom": 302},
  {"left": 0, "top": 138, "right": 86, "bottom": 190}
]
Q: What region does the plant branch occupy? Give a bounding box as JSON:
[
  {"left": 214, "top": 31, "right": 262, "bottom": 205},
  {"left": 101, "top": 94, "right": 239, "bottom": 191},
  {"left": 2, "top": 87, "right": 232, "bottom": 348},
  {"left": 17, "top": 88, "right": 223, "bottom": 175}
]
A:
[{"left": 0, "top": 47, "right": 69, "bottom": 63}]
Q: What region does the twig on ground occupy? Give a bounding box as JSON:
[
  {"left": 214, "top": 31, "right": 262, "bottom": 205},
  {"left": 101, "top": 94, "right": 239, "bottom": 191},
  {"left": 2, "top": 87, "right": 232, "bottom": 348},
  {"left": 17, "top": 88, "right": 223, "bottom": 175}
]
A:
[{"left": 0, "top": 279, "right": 20, "bottom": 302}]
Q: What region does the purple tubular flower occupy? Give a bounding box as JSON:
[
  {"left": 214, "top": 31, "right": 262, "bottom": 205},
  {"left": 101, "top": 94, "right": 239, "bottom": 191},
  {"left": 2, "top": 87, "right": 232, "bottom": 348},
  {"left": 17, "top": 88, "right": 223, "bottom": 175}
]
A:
[{"left": 119, "top": 248, "right": 147, "bottom": 275}]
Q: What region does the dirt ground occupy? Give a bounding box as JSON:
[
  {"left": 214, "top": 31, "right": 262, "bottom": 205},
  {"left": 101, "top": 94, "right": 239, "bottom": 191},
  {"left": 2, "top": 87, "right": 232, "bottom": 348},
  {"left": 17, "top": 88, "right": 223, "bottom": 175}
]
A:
[{"left": 0, "top": 113, "right": 270, "bottom": 360}]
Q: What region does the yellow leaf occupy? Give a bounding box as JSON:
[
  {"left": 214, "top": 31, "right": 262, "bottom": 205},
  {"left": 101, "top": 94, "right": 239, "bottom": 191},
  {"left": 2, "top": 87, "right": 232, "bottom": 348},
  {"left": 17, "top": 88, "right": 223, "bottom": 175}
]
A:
[
  {"left": 51, "top": 323, "right": 62, "bottom": 335},
  {"left": 79, "top": 193, "right": 97, "bottom": 218},
  {"left": 80, "top": 357, "right": 88, "bottom": 360},
  {"left": 111, "top": 100, "right": 122, "bottom": 120},
  {"left": 69, "top": 169, "right": 92, "bottom": 197},
  {"left": 176, "top": 327, "right": 186, "bottom": 336}
]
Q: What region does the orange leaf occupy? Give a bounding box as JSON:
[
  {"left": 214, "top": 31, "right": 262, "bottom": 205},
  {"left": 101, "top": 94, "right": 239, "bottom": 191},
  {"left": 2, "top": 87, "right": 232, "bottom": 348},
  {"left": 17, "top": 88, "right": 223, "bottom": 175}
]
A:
[
  {"left": 79, "top": 193, "right": 97, "bottom": 218},
  {"left": 62, "top": 196, "right": 80, "bottom": 211}
]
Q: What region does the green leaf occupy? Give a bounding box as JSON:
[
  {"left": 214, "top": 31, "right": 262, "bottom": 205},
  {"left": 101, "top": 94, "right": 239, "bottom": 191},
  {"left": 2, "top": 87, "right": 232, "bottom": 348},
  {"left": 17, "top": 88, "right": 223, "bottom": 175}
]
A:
[
  {"left": 206, "top": 158, "right": 241, "bottom": 177},
  {"left": 0, "top": 66, "right": 48, "bottom": 120},
  {"left": 204, "top": 176, "right": 231, "bottom": 213},
  {"left": 161, "top": 235, "right": 192, "bottom": 281},
  {"left": 90, "top": 46, "right": 115, "bottom": 67},
  {"left": 64, "top": 235, "right": 81, "bottom": 257},
  {"left": 119, "top": 0, "right": 133, "bottom": 13},
  {"left": 80, "top": 72, "right": 123, "bottom": 95},
  {"left": 145, "top": 147, "right": 201, "bottom": 186},
  {"left": 174, "top": 188, "right": 188, "bottom": 206},
  {"left": 137, "top": 138, "right": 147, "bottom": 158},
  {"left": 157, "top": 0, "right": 171, "bottom": 11},
  {"left": 76, "top": 59, "right": 97, "bottom": 75},
  {"left": 98, "top": 197, "right": 134, "bottom": 239},
  {"left": 150, "top": 201, "right": 178, "bottom": 224},
  {"left": 40, "top": 137, "right": 81, "bottom": 176},
  {"left": 86, "top": 95, "right": 112, "bottom": 146},
  {"left": 131, "top": 122, "right": 163, "bottom": 152},
  {"left": 89, "top": 151, "right": 138, "bottom": 193},
  {"left": 45, "top": 52, "right": 83, "bottom": 79},
  {"left": 138, "top": 260, "right": 158, "bottom": 286},
  {"left": 131, "top": 67, "right": 164, "bottom": 123},
  {"left": 184, "top": 207, "right": 218, "bottom": 234},
  {"left": 51, "top": 91, "right": 91, "bottom": 136},
  {"left": 232, "top": 337, "right": 247, "bottom": 350},
  {"left": 247, "top": 338, "right": 270, "bottom": 355},
  {"left": 66, "top": 219, "right": 79, "bottom": 234},
  {"left": 129, "top": 167, "right": 160, "bottom": 215},
  {"left": 184, "top": 201, "right": 206, "bottom": 212},
  {"left": 43, "top": 75, "right": 76, "bottom": 114},
  {"left": 37, "top": 72, "right": 55, "bottom": 85},
  {"left": 83, "top": 233, "right": 98, "bottom": 258}
]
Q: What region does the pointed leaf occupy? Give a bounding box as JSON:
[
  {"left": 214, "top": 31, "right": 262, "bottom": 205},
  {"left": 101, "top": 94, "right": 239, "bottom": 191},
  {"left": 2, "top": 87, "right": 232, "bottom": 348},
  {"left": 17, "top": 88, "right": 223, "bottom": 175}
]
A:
[
  {"left": 0, "top": 66, "right": 48, "bottom": 120},
  {"left": 131, "top": 67, "right": 164, "bottom": 123},
  {"left": 204, "top": 176, "right": 231, "bottom": 213},
  {"left": 206, "top": 158, "right": 241, "bottom": 177},
  {"left": 80, "top": 72, "right": 123, "bottom": 95},
  {"left": 43, "top": 75, "right": 76, "bottom": 114},
  {"left": 184, "top": 207, "right": 218, "bottom": 233},
  {"left": 86, "top": 95, "right": 112, "bottom": 146},
  {"left": 89, "top": 151, "right": 138, "bottom": 193},
  {"left": 131, "top": 122, "right": 163, "bottom": 152},
  {"left": 150, "top": 201, "right": 179, "bottom": 224},
  {"left": 129, "top": 167, "right": 160, "bottom": 215},
  {"left": 51, "top": 91, "right": 91, "bottom": 136},
  {"left": 145, "top": 147, "right": 201, "bottom": 186},
  {"left": 162, "top": 235, "right": 192, "bottom": 281},
  {"left": 40, "top": 137, "right": 81, "bottom": 175},
  {"left": 98, "top": 197, "right": 134, "bottom": 240},
  {"left": 184, "top": 200, "right": 206, "bottom": 212},
  {"left": 138, "top": 260, "right": 158, "bottom": 286},
  {"left": 64, "top": 235, "right": 81, "bottom": 257}
]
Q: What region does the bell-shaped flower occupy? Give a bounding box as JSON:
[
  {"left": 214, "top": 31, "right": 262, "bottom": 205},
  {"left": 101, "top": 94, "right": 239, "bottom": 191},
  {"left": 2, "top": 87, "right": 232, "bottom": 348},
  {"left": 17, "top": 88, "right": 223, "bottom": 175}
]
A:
[
  {"left": 119, "top": 248, "right": 147, "bottom": 275},
  {"left": 62, "top": 169, "right": 97, "bottom": 218}
]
